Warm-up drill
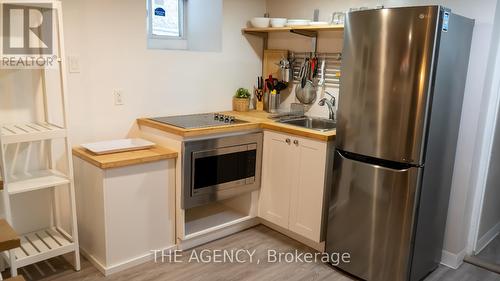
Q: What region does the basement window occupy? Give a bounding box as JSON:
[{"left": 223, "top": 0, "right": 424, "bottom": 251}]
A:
[
  {"left": 147, "top": 0, "right": 223, "bottom": 52},
  {"left": 147, "top": 0, "right": 187, "bottom": 50},
  {"left": 152, "top": 0, "right": 182, "bottom": 37}
]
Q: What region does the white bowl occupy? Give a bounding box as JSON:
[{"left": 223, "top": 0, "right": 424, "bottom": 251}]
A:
[
  {"left": 270, "top": 18, "right": 287, "bottom": 28},
  {"left": 286, "top": 19, "right": 311, "bottom": 27},
  {"left": 251, "top": 17, "right": 270, "bottom": 28},
  {"left": 310, "top": 21, "right": 329, "bottom": 26}
]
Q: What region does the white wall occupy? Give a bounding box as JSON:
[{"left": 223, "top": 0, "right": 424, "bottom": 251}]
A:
[
  {"left": 62, "top": 0, "right": 266, "bottom": 145},
  {"left": 266, "top": 0, "right": 499, "bottom": 264},
  {"left": 478, "top": 114, "right": 500, "bottom": 240},
  {"left": 475, "top": 0, "right": 500, "bottom": 249},
  {"left": 0, "top": 0, "right": 266, "bottom": 233}
]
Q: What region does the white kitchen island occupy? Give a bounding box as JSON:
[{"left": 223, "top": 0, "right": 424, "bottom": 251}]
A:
[{"left": 72, "top": 145, "right": 177, "bottom": 275}]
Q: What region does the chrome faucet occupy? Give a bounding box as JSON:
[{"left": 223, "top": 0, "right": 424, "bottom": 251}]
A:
[{"left": 318, "top": 92, "right": 336, "bottom": 121}]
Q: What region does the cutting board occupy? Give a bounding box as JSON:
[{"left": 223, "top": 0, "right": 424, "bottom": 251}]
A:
[
  {"left": 263, "top": 49, "right": 288, "bottom": 80},
  {"left": 82, "top": 138, "right": 155, "bottom": 155}
]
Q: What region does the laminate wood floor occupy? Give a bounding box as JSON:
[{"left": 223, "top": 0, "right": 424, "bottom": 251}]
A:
[{"left": 2, "top": 225, "right": 499, "bottom": 281}]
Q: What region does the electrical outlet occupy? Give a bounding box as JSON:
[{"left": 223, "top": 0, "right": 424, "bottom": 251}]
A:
[
  {"left": 68, "top": 55, "right": 80, "bottom": 73},
  {"left": 114, "top": 90, "right": 124, "bottom": 105}
]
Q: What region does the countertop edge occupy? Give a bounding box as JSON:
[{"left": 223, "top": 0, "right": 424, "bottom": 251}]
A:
[
  {"left": 72, "top": 146, "right": 178, "bottom": 170},
  {"left": 260, "top": 123, "right": 333, "bottom": 142}
]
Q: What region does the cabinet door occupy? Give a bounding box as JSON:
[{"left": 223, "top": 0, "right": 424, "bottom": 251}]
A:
[
  {"left": 288, "top": 136, "right": 327, "bottom": 242},
  {"left": 258, "top": 131, "right": 296, "bottom": 229}
]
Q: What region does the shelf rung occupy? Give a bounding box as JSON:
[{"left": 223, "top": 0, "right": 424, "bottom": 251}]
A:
[
  {"left": 1, "top": 122, "right": 67, "bottom": 144},
  {"left": 6, "top": 170, "right": 69, "bottom": 195},
  {"left": 8, "top": 228, "right": 75, "bottom": 269}
]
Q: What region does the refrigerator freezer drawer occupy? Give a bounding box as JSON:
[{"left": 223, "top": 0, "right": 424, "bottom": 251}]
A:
[
  {"left": 326, "top": 150, "right": 421, "bottom": 281},
  {"left": 337, "top": 6, "right": 440, "bottom": 165}
]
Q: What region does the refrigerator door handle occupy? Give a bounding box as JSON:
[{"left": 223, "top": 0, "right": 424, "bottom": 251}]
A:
[{"left": 336, "top": 149, "right": 420, "bottom": 171}]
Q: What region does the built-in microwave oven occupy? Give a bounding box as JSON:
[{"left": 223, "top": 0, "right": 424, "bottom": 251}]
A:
[{"left": 182, "top": 132, "right": 263, "bottom": 209}]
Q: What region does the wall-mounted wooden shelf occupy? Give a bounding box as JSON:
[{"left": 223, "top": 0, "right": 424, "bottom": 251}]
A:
[
  {"left": 242, "top": 24, "right": 344, "bottom": 35},
  {"left": 242, "top": 24, "right": 344, "bottom": 53}
]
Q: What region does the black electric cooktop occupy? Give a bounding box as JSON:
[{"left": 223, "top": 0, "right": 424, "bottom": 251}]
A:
[{"left": 150, "top": 113, "right": 248, "bottom": 129}]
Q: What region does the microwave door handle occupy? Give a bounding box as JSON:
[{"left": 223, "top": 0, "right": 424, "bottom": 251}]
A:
[{"left": 192, "top": 143, "right": 256, "bottom": 159}]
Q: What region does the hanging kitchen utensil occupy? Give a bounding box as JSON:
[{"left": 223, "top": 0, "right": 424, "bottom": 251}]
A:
[
  {"left": 319, "top": 58, "right": 326, "bottom": 86},
  {"left": 275, "top": 81, "right": 288, "bottom": 92},
  {"left": 299, "top": 55, "right": 318, "bottom": 104},
  {"left": 311, "top": 56, "right": 318, "bottom": 78},
  {"left": 266, "top": 75, "right": 279, "bottom": 91},
  {"left": 296, "top": 61, "right": 305, "bottom": 97},
  {"left": 277, "top": 57, "right": 291, "bottom": 83},
  {"left": 295, "top": 68, "right": 316, "bottom": 104},
  {"left": 300, "top": 58, "right": 309, "bottom": 88},
  {"left": 301, "top": 79, "right": 317, "bottom": 104},
  {"left": 288, "top": 54, "right": 296, "bottom": 83}
]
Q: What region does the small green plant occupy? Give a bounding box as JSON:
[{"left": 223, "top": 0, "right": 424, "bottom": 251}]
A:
[{"left": 235, "top": 88, "right": 251, "bottom": 99}]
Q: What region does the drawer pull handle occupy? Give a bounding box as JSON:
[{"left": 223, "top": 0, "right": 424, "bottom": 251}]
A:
[
  {"left": 293, "top": 140, "right": 299, "bottom": 145},
  {"left": 286, "top": 138, "right": 291, "bottom": 144}
]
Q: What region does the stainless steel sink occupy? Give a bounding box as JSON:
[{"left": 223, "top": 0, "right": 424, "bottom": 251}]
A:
[{"left": 278, "top": 117, "right": 336, "bottom": 132}]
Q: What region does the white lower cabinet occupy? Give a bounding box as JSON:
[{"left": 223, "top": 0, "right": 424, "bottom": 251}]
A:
[
  {"left": 259, "top": 130, "right": 329, "bottom": 243},
  {"left": 73, "top": 155, "right": 176, "bottom": 275},
  {"left": 259, "top": 131, "right": 297, "bottom": 229}
]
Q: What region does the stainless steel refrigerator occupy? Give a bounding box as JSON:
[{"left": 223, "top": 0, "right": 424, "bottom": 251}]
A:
[{"left": 325, "top": 6, "right": 474, "bottom": 281}]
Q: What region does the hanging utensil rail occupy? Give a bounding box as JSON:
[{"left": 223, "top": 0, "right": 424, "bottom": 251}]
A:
[{"left": 290, "top": 52, "right": 342, "bottom": 87}]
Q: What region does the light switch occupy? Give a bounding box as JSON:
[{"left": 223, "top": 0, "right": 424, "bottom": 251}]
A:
[
  {"left": 68, "top": 55, "right": 80, "bottom": 73},
  {"left": 114, "top": 90, "right": 124, "bottom": 106}
]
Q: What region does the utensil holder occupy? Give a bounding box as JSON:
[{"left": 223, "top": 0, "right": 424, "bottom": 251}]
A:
[
  {"left": 256, "top": 100, "right": 264, "bottom": 111},
  {"left": 269, "top": 93, "right": 280, "bottom": 113},
  {"left": 254, "top": 89, "right": 264, "bottom": 111},
  {"left": 263, "top": 91, "right": 270, "bottom": 111}
]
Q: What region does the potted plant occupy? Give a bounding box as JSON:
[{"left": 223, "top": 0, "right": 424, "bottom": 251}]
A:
[{"left": 233, "top": 88, "right": 251, "bottom": 112}]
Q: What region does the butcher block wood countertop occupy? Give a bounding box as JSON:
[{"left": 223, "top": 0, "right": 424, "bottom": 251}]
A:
[
  {"left": 138, "top": 110, "right": 336, "bottom": 142},
  {"left": 73, "top": 146, "right": 178, "bottom": 169}
]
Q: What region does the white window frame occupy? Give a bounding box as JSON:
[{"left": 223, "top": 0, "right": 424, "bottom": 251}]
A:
[{"left": 147, "top": 0, "right": 188, "bottom": 50}]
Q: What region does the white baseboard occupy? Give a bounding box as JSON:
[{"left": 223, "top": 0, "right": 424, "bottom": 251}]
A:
[
  {"left": 80, "top": 245, "right": 177, "bottom": 276},
  {"left": 476, "top": 221, "right": 500, "bottom": 254},
  {"left": 259, "top": 218, "right": 325, "bottom": 252},
  {"left": 178, "top": 218, "right": 260, "bottom": 250},
  {"left": 79, "top": 249, "right": 107, "bottom": 275},
  {"left": 441, "top": 249, "right": 466, "bottom": 269}
]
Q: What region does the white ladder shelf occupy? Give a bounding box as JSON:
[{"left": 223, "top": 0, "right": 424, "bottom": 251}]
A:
[
  {"left": 0, "top": 123, "right": 67, "bottom": 144},
  {"left": 14, "top": 228, "right": 75, "bottom": 269},
  {"left": 0, "top": 0, "right": 80, "bottom": 277}
]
